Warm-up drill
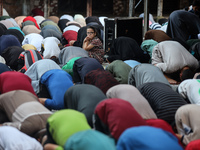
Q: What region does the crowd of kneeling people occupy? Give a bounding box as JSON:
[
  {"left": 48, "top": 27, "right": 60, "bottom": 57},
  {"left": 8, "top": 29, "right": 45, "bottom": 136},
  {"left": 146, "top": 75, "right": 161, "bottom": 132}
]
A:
[{"left": 1, "top": 5, "right": 200, "bottom": 150}]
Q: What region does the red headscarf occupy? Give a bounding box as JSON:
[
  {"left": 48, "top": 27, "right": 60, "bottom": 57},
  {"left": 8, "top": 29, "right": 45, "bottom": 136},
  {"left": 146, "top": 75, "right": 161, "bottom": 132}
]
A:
[
  {"left": 0, "top": 71, "right": 37, "bottom": 97},
  {"left": 94, "top": 98, "right": 146, "bottom": 140},
  {"left": 146, "top": 119, "right": 184, "bottom": 147},
  {"left": 185, "top": 139, "right": 200, "bottom": 150},
  {"left": 23, "top": 16, "right": 40, "bottom": 29},
  {"left": 62, "top": 30, "right": 77, "bottom": 47}
]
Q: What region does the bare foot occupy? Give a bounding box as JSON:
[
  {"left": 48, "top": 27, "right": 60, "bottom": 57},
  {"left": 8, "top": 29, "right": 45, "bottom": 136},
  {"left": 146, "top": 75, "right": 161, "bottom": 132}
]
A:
[{"left": 39, "top": 98, "right": 47, "bottom": 105}]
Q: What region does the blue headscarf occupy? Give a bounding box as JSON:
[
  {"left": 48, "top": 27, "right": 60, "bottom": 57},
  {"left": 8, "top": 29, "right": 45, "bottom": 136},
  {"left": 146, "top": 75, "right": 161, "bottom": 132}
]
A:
[
  {"left": 64, "top": 130, "right": 116, "bottom": 150},
  {"left": 117, "top": 126, "right": 183, "bottom": 150},
  {"left": 0, "top": 63, "right": 11, "bottom": 74},
  {"left": 0, "top": 35, "right": 21, "bottom": 55}
]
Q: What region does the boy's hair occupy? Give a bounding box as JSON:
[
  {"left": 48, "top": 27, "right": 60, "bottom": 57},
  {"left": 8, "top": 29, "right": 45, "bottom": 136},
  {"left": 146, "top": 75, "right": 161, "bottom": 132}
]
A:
[{"left": 181, "top": 68, "right": 195, "bottom": 81}]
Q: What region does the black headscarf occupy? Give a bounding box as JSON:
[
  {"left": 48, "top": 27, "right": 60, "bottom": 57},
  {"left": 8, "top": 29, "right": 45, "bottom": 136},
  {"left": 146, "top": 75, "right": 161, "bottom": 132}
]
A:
[
  {"left": 64, "top": 84, "right": 106, "bottom": 127},
  {"left": 0, "top": 63, "right": 12, "bottom": 74},
  {"left": 107, "top": 36, "right": 150, "bottom": 63},
  {"left": 1, "top": 46, "right": 25, "bottom": 71},
  {"left": 73, "top": 57, "right": 104, "bottom": 84},
  {"left": 0, "top": 23, "right": 7, "bottom": 36},
  {"left": 4, "top": 29, "right": 24, "bottom": 44},
  {"left": 85, "top": 16, "right": 103, "bottom": 27},
  {"left": 58, "top": 19, "right": 70, "bottom": 32}
]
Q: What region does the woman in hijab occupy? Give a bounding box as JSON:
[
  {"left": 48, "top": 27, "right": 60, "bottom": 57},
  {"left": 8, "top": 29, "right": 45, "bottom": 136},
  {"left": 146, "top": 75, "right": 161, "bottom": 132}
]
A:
[
  {"left": 22, "top": 44, "right": 37, "bottom": 50},
  {"left": 1, "top": 46, "right": 24, "bottom": 71},
  {"left": 34, "top": 16, "right": 45, "bottom": 27},
  {"left": 64, "top": 130, "right": 115, "bottom": 150},
  {"left": 41, "top": 37, "right": 61, "bottom": 60},
  {"left": 43, "top": 109, "right": 91, "bottom": 150},
  {"left": 117, "top": 126, "right": 183, "bottom": 150},
  {"left": 0, "top": 23, "right": 7, "bottom": 36},
  {"left": 58, "top": 19, "right": 70, "bottom": 32},
  {"left": 22, "top": 25, "right": 41, "bottom": 35},
  {"left": 60, "top": 14, "right": 74, "bottom": 21},
  {"left": 138, "top": 82, "right": 188, "bottom": 126},
  {"left": 0, "top": 71, "right": 37, "bottom": 96},
  {"left": 146, "top": 119, "right": 179, "bottom": 139},
  {"left": 0, "top": 90, "right": 51, "bottom": 136},
  {"left": 63, "top": 25, "right": 80, "bottom": 33},
  {"left": 185, "top": 139, "right": 200, "bottom": 150},
  {"left": 48, "top": 16, "right": 59, "bottom": 24},
  {"left": 62, "top": 30, "right": 77, "bottom": 47},
  {"left": 84, "top": 68, "right": 120, "bottom": 94},
  {"left": 4, "top": 28, "right": 24, "bottom": 44},
  {"left": 0, "top": 63, "right": 11, "bottom": 74},
  {"left": 0, "top": 35, "right": 21, "bottom": 55},
  {"left": 64, "top": 84, "right": 106, "bottom": 127},
  {"left": 0, "top": 19, "right": 14, "bottom": 29},
  {"left": 140, "top": 39, "right": 158, "bottom": 61},
  {"left": 73, "top": 57, "right": 104, "bottom": 84},
  {"left": 85, "top": 16, "right": 103, "bottom": 27},
  {"left": 106, "top": 60, "right": 132, "bottom": 84},
  {"left": 107, "top": 36, "right": 150, "bottom": 63},
  {"left": 23, "top": 16, "right": 40, "bottom": 29},
  {"left": 0, "top": 126, "right": 43, "bottom": 150},
  {"left": 25, "top": 59, "right": 61, "bottom": 95},
  {"left": 14, "top": 16, "right": 26, "bottom": 28},
  {"left": 151, "top": 40, "right": 199, "bottom": 84},
  {"left": 74, "top": 18, "right": 86, "bottom": 27},
  {"left": 39, "top": 69, "right": 73, "bottom": 110},
  {"left": 21, "top": 21, "right": 36, "bottom": 29},
  {"left": 124, "top": 60, "right": 141, "bottom": 68},
  {"left": 22, "top": 33, "right": 44, "bottom": 52},
  {"left": 106, "top": 84, "right": 157, "bottom": 120},
  {"left": 40, "top": 29, "right": 62, "bottom": 41},
  {"left": 40, "top": 21, "right": 61, "bottom": 33},
  {"left": 41, "top": 24, "right": 62, "bottom": 35},
  {"left": 8, "top": 26, "right": 25, "bottom": 36},
  {"left": 175, "top": 104, "right": 200, "bottom": 145},
  {"left": 94, "top": 98, "right": 147, "bottom": 141},
  {"left": 178, "top": 79, "right": 200, "bottom": 105},
  {"left": 144, "top": 29, "right": 172, "bottom": 42},
  {"left": 17, "top": 49, "right": 43, "bottom": 73},
  {"left": 58, "top": 46, "right": 89, "bottom": 68},
  {"left": 128, "top": 63, "right": 170, "bottom": 88},
  {"left": 167, "top": 10, "right": 200, "bottom": 41}
]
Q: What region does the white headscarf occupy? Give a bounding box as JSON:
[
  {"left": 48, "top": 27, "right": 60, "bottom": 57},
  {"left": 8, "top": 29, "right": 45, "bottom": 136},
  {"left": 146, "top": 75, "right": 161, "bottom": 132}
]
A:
[{"left": 42, "top": 37, "right": 61, "bottom": 59}]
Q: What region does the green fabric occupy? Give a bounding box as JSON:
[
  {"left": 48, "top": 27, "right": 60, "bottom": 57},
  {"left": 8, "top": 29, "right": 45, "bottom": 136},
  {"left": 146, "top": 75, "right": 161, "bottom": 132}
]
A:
[
  {"left": 0, "top": 16, "right": 11, "bottom": 21},
  {"left": 64, "top": 130, "right": 116, "bottom": 150},
  {"left": 106, "top": 60, "right": 131, "bottom": 84},
  {"left": 141, "top": 39, "right": 158, "bottom": 58},
  {"left": 62, "top": 57, "right": 81, "bottom": 76},
  {"left": 186, "top": 39, "right": 200, "bottom": 48},
  {"left": 56, "top": 146, "right": 64, "bottom": 150},
  {"left": 48, "top": 109, "right": 91, "bottom": 147}
]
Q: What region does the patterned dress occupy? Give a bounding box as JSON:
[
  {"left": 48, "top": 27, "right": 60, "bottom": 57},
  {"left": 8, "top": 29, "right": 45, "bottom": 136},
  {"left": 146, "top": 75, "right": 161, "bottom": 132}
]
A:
[{"left": 88, "top": 37, "right": 105, "bottom": 64}]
